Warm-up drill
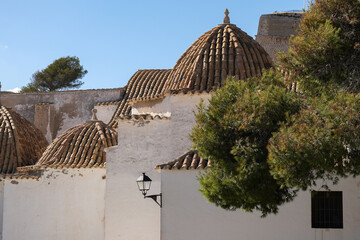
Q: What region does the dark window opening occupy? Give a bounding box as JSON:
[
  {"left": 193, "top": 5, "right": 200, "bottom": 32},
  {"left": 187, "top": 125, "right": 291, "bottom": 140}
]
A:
[{"left": 311, "top": 191, "right": 343, "bottom": 228}]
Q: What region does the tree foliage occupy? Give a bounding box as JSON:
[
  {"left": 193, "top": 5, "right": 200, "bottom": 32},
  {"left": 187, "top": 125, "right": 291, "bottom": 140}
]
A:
[
  {"left": 279, "top": 0, "right": 360, "bottom": 94},
  {"left": 192, "top": 72, "right": 301, "bottom": 216},
  {"left": 268, "top": 91, "right": 360, "bottom": 190},
  {"left": 192, "top": 0, "right": 360, "bottom": 216},
  {"left": 21, "top": 56, "right": 87, "bottom": 92}
]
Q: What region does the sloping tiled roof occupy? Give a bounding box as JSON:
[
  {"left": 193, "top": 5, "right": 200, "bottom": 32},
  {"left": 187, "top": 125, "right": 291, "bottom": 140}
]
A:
[
  {"left": 129, "top": 89, "right": 212, "bottom": 104},
  {"left": 95, "top": 101, "right": 122, "bottom": 106},
  {"left": 108, "top": 69, "right": 171, "bottom": 128},
  {"left": 0, "top": 105, "right": 48, "bottom": 174},
  {"left": 162, "top": 24, "right": 273, "bottom": 92},
  {"left": 156, "top": 150, "right": 211, "bottom": 170},
  {"left": 35, "top": 119, "right": 117, "bottom": 168}
]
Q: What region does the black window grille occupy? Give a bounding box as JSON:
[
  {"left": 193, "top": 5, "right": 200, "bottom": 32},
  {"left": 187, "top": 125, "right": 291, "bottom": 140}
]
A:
[{"left": 311, "top": 191, "right": 343, "bottom": 228}]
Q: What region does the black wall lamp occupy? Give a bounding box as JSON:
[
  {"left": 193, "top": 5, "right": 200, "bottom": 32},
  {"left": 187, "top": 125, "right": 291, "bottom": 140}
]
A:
[{"left": 136, "top": 172, "right": 162, "bottom": 208}]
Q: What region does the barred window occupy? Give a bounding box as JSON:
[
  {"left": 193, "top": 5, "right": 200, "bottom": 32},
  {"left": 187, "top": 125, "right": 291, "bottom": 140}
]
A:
[{"left": 311, "top": 191, "right": 343, "bottom": 228}]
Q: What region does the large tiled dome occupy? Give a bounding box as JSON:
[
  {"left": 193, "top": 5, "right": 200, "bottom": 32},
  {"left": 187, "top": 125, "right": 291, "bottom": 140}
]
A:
[
  {"left": 0, "top": 105, "right": 48, "bottom": 174},
  {"left": 36, "top": 110, "right": 117, "bottom": 168},
  {"left": 108, "top": 10, "right": 272, "bottom": 128},
  {"left": 163, "top": 9, "right": 273, "bottom": 91}
]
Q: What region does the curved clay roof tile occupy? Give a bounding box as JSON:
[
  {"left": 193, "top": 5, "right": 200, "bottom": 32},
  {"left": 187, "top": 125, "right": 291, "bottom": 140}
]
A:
[
  {"left": 108, "top": 69, "right": 171, "bottom": 128},
  {"left": 36, "top": 118, "right": 117, "bottom": 168},
  {"left": 0, "top": 105, "right": 48, "bottom": 174},
  {"left": 156, "top": 150, "right": 210, "bottom": 170},
  {"left": 162, "top": 24, "right": 272, "bottom": 92}
]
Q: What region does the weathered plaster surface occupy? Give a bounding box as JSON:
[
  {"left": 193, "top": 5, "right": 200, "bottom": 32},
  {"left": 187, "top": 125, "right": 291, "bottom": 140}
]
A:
[
  {"left": 105, "top": 93, "right": 211, "bottom": 240},
  {"left": 2, "top": 168, "right": 106, "bottom": 240},
  {"left": 1, "top": 88, "right": 123, "bottom": 141},
  {"left": 132, "top": 98, "right": 171, "bottom": 118},
  {"left": 161, "top": 171, "right": 360, "bottom": 240},
  {"left": 256, "top": 13, "right": 302, "bottom": 60},
  {"left": 94, "top": 104, "right": 119, "bottom": 124}
]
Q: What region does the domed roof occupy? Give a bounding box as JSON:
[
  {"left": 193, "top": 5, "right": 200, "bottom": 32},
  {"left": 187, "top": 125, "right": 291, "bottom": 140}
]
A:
[
  {"left": 163, "top": 9, "right": 273, "bottom": 91},
  {"left": 107, "top": 10, "right": 273, "bottom": 128},
  {"left": 36, "top": 110, "right": 117, "bottom": 168},
  {"left": 0, "top": 105, "right": 48, "bottom": 174}
]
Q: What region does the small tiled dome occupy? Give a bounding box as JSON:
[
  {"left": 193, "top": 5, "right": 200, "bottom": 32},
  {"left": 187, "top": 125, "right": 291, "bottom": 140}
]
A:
[
  {"left": 36, "top": 110, "right": 117, "bottom": 168},
  {"left": 0, "top": 105, "right": 48, "bottom": 174},
  {"left": 163, "top": 9, "right": 273, "bottom": 91}
]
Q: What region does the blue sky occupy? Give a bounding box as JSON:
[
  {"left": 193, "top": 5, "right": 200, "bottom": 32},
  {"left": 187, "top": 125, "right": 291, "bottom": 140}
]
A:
[{"left": 0, "top": 0, "right": 305, "bottom": 92}]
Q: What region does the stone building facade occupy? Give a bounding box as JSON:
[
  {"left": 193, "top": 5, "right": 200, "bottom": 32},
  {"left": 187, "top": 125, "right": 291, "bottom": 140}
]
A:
[{"left": 255, "top": 11, "right": 303, "bottom": 60}]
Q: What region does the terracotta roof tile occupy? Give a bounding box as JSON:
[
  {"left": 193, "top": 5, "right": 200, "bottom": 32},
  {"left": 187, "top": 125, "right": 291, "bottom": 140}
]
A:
[
  {"left": 0, "top": 105, "right": 48, "bottom": 174},
  {"left": 118, "top": 114, "right": 170, "bottom": 122},
  {"left": 156, "top": 150, "right": 211, "bottom": 170},
  {"left": 162, "top": 24, "right": 272, "bottom": 92},
  {"left": 128, "top": 88, "right": 212, "bottom": 104},
  {"left": 165, "top": 88, "right": 213, "bottom": 96},
  {"left": 127, "top": 94, "right": 165, "bottom": 104},
  {"left": 34, "top": 119, "right": 117, "bottom": 169},
  {"left": 108, "top": 69, "right": 172, "bottom": 128},
  {"left": 95, "top": 101, "right": 122, "bottom": 106}
]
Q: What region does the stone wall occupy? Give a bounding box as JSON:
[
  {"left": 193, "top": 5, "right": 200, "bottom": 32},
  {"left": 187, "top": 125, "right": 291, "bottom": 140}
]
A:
[
  {"left": 256, "top": 11, "right": 303, "bottom": 60},
  {"left": 0, "top": 88, "right": 124, "bottom": 142}
]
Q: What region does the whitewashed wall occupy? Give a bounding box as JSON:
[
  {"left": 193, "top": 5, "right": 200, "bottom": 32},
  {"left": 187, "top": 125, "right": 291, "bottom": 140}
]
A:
[
  {"left": 161, "top": 170, "right": 360, "bottom": 240},
  {"left": 2, "top": 168, "right": 106, "bottom": 240},
  {"left": 0, "top": 181, "right": 4, "bottom": 240},
  {"left": 105, "top": 93, "right": 211, "bottom": 240}
]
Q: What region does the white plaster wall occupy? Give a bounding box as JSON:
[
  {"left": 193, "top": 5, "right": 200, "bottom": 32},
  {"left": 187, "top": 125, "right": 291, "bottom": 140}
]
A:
[
  {"left": 0, "top": 181, "right": 4, "bottom": 240},
  {"left": 2, "top": 168, "right": 106, "bottom": 240},
  {"left": 105, "top": 93, "right": 211, "bottom": 240},
  {"left": 105, "top": 120, "right": 169, "bottom": 240},
  {"left": 161, "top": 170, "right": 360, "bottom": 240},
  {"left": 132, "top": 98, "right": 171, "bottom": 117}
]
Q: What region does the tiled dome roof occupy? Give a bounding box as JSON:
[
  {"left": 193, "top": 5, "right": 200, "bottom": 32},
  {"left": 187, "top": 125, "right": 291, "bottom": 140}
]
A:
[
  {"left": 108, "top": 10, "right": 273, "bottom": 128},
  {"left": 36, "top": 111, "right": 117, "bottom": 168},
  {"left": 163, "top": 22, "right": 272, "bottom": 91},
  {"left": 0, "top": 105, "right": 48, "bottom": 174}
]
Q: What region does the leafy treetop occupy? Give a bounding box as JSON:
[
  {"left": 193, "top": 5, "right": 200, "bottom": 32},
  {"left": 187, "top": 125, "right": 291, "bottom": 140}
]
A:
[
  {"left": 279, "top": 0, "right": 360, "bottom": 94},
  {"left": 21, "top": 56, "right": 87, "bottom": 92}
]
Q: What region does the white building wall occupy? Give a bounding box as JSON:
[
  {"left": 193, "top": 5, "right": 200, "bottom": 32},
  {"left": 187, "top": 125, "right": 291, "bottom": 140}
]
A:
[
  {"left": 105, "top": 93, "right": 211, "bottom": 240},
  {"left": 2, "top": 168, "right": 106, "bottom": 240},
  {"left": 0, "top": 181, "right": 4, "bottom": 240},
  {"left": 161, "top": 170, "right": 360, "bottom": 240}
]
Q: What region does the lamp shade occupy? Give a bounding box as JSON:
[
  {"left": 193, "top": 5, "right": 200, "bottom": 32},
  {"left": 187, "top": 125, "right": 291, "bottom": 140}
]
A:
[{"left": 136, "top": 173, "right": 152, "bottom": 196}]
